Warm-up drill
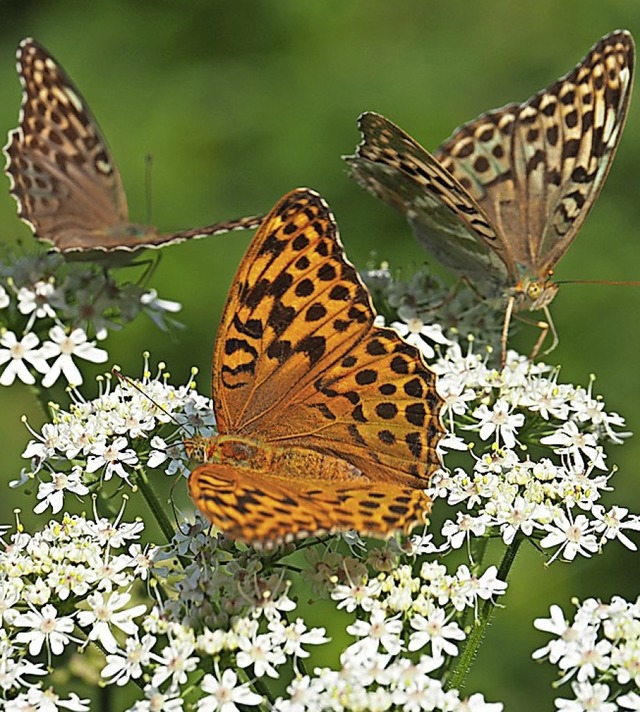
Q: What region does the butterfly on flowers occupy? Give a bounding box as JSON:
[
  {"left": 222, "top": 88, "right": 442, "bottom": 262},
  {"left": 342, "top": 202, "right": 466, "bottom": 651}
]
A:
[
  {"left": 345, "top": 31, "right": 635, "bottom": 362},
  {"left": 186, "top": 188, "right": 445, "bottom": 548}
]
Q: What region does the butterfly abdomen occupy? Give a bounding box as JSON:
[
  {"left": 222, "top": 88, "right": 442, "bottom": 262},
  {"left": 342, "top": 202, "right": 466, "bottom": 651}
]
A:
[{"left": 192, "top": 434, "right": 366, "bottom": 482}]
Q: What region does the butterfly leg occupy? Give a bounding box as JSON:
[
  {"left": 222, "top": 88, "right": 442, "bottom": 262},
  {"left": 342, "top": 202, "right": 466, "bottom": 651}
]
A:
[
  {"left": 513, "top": 306, "right": 558, "bottom": 362},
  {"left": 538, "top": 306, "right": 558, "bottom": 357},
  {"left": 500, "top": 296, "right": 516, "bottom": 368},
  {"left": 527, "top": 317, "right": 550, "bottom": 362}
]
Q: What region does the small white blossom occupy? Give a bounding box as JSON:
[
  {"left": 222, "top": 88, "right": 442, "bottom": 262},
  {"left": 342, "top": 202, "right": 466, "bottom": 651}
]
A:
[
  {"left": 86, "top": 436, "right": 139, "bottom": 482},
  {"left": 101, "top": 633, "right": 157, "bottom": 686},
  {"left": 471, "top": 398, "right": 524, "bottom": 449},
  {"left": 591, "top": 505, "right": 640, "bottom": 550},
  {"left": 408, "top": 608, "right": 465, "bottom": 656},
  {"left": 17, "top": 280, "right": 58, "bottom": 321},
  {"left": 236, "top": 633, "right": 286, "bottom": 678},
  {"left": 0, "top": 331, "right": 50, "bottom": 386},
  {"left": 128, "top": 685, "right": 185, "bottom": 712},
  {"left": 540, "top": 512, "right": 599, "bottom": 562},
  {"left": 197, "top": 669, "right": 263, "bottom": 712},
  {"left": 389, "top": 316, "right": 451, "bottom": 359},
  {"left": 541, "top": 421, "right": 607, "bottom": 471},
  {"left": 33, "top": 468, "right": 89, "bottom": 514},
  {"left": 346, "top": 607, "right": 404, "bottom": 657},
  {"left": 151, "top": 637, "right": 199, "bottom": 688},
  {"left": 40, "top": 326, "right": 108, "bottom": 387},
  {"left": 554, "top": 681, "right": 615, "bottom": 711},
  {"left": 14, "top": 604, "right": 75, "bottom": 656},
  {"left": 77, "top": 591, "right": 147, "bottom": 653},
  {"left": 619, "top": 691, "right": 640, "bottom": 710}
]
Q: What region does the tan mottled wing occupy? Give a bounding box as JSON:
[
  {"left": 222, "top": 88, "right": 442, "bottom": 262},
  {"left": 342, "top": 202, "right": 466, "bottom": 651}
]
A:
[
  {"left": 434, "top": 30, "right": 634, "bottom": 277},
  {"left": 4, "top": 37, "right": 129, "bottom": 246},
  {"left": 3, "top": 37, "right": 263, "bottom": 256},
  {"left": 345, "top": 112, "right": 513, "bottom": 297},
  {"left": 189, "top": 463, "right": 431, "bottom": 549},
  {"left": 213, "top": 188, "right": 444, "bottom": 488}
]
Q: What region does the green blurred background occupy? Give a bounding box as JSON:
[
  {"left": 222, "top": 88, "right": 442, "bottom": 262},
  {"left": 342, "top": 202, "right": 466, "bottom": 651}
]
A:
[{"left": 1, "top": 1, "right": 639, "bottom": 708}]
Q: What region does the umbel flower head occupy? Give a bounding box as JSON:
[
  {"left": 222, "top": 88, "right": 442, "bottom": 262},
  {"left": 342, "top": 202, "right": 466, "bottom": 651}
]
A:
[
  {"left": 2, "top": 328, "right": 636, "bottom": 710},
  {"left": 534, "top": 596, "right": 640, "bottom": 710},
  {"left": 0, "top": 250, "right": 182, "bottom": 389}
]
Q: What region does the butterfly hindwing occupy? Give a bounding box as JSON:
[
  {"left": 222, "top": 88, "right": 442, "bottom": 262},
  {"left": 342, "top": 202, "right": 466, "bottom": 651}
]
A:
[{"left": 188, "top": 461, "right": 432, "bottom": 548}]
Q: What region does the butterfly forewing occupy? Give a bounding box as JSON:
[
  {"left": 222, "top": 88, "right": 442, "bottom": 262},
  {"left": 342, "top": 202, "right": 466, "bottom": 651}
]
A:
[
  {"left": 212, "top": 188, "right": 444, "bottom": 487},
  {"left": 345, "top": 30, "right": 635, "bottom": 306},
  {"left": 3, "top": 37, "right": 263, "bottom": 256},
  {"left": 5, "top": 38, "right": 129, "bottom": 243},
  {"left": 435, "top": 30, "right": 635, "bottom": 278},
  {"left": 212, "top": 189, "right": 373, "bottom": 433}
]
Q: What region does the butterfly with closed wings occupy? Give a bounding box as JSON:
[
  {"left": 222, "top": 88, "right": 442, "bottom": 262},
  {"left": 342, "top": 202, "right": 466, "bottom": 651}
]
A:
[{"left": 345, "top": 30, "right": 635, "bottom": 364}]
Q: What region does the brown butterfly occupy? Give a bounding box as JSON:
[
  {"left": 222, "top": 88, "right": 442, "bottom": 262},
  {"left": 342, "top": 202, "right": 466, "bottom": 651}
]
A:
[
  {"left": 345, "top": 31, "right": 635, "bottom": 362},
  {"left": 3, "top": 38, "right": 263, "bottom": 260},
  {"left": 186, "top": 188, "right": 445, "bottom": 548}
]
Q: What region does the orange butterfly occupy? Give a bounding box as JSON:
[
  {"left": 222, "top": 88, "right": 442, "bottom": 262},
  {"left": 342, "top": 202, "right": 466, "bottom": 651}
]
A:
[{"left": 186, "top": 188, "right": 445, "bottom": 548}]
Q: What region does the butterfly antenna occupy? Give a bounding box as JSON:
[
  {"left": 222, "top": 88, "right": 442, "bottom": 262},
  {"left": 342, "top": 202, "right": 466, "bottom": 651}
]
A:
[
  {"left": 111, "top": 366, "right": 188, "bottom": 432},
  {"left": 555, "top": 279, "right": 640, "bottom": 287},
  {"left": 145, "top": 153, "right": 154, "bottom": 224}
]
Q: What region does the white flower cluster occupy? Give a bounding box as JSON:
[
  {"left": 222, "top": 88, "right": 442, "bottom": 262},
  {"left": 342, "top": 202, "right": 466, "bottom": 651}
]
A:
[
  {"left": 271, "top": 555, "right": 505, "bottom": 711},
  {"left": 533, "top": 596, "right": 640, "bottom": 711},
  {"left": 0, "top": 511, "right": 147, "bottom": 711},
  {"left": 8, "top": 345, "right": 639, "bottom": 710},
  {"left": 18, "top": 361, "right": 213, "bottom": 509},
  {"left": 0, "top": 252, "right": 181, "bottom": 388},
  {"left": 408, "top": 341, "right": 640, "bottom": 564},
  {"left": 0, "top": 509, "right": 334, "bottom": 711}
]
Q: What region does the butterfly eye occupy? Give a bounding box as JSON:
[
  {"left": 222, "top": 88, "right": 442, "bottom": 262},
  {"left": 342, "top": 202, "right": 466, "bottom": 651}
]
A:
[{"left": 526, "top": 282, "right": 544, "bottom": 300}]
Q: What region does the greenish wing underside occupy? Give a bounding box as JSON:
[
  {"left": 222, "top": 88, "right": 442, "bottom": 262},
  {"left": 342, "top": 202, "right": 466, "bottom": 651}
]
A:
[{"left": 346, "top": 113, "right": 511, "bottom": 297}]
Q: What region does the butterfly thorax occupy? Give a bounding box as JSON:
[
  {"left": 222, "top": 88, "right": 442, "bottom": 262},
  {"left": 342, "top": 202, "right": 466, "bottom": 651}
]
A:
[{"left": 186, "top": 434, "right": 366, "bottom": 482}]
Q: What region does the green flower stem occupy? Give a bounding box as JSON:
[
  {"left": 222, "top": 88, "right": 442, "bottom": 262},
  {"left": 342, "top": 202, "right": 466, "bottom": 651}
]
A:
[
  {"left": 28, "top": 382, "right": 52, "bottom": 419},
  {"left": 447, "top": 535, "right": 523, "bottom": 691},
  {"left": 135, "top": 465, "right": 176, "bottom": 545},
  {"left": 248, "top": 673, "right": 272, "bottom": 704},
  {"left": 470, "top": 536, "right": 489, "bottom": 569}
]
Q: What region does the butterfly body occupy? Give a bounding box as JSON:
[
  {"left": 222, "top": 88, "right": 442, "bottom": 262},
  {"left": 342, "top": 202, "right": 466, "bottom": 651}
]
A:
[
  {"left": 4, "top": 38, "right": 263, "bottom": 259},
  {"left": 187, "top": 188, "right": 444, "bottom": 548},
  {"left": 187, "top": 434, "right": 364, "bottom": 481},
  {"left": 346, "top": 31, "right": 634, "bottom": 339},
  {"left": 187, "top": 434, "right": 432, "bottom": 545}
]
